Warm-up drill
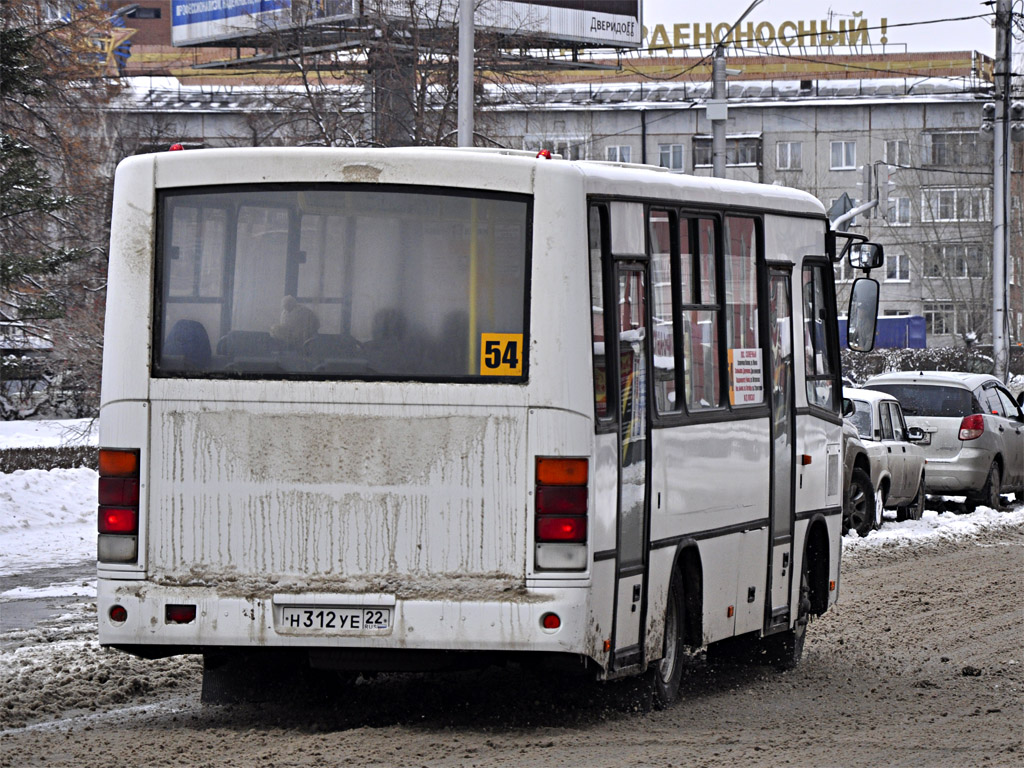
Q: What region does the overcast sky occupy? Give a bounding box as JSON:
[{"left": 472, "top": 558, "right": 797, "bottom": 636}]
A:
[{"left": 638, "top": 0, "right": 997, "bottom": 56}]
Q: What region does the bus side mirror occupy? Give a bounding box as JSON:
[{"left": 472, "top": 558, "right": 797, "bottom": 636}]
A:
[
  {"left": 847, "top": 277, "right": 879, "bottom": 352},
  {"left": 849, "top": 242, "right": 884, "bottom": 271}
]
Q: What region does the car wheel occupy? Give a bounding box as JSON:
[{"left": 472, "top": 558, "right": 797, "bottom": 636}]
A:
[
  {"left": 845, "top": 467, "right": 875, "bottom": 537},
  {"left": 971, "top": 462, "right": 1003, "bottom": 511},
  {"left": 897, "top": 475, "right": 926, "bottom": 521}
]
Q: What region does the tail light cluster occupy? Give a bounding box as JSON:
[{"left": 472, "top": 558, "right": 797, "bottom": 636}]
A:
[
  {"left": 98, "top": 449, "right": 140, "bottom": 563},
  {"left": 958, "top": 415, "right": 985, "bottom": 441},
  {"left": 534, "top": 457, "right": 588, "bottom": 571}
]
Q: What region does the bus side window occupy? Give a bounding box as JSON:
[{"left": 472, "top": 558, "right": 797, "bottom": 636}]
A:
[
  {"left": 589, "top": 205, "right": 611, "bottom": 421},
  {"left": 682, "top": 217, "right": 721, "bottom": 410},
  {"left": 724, "top": 216, "right": 762, "bottom": 407},
  {"left": 649, "top": 208, "right": 679, "bottom": 414},
  {"left": 802, "top": 262, "right": 838, "bottom": 412}
]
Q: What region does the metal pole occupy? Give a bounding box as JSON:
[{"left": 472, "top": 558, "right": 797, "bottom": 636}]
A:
[
  {"left": 712, "top": 48, "right": 726, "bottom": 178},
  {"left": 457, "top": 0, "right": 474, "bottom": 148},
  {"left": 993, "top": 0, "right": 1010, "bottom": 381}
]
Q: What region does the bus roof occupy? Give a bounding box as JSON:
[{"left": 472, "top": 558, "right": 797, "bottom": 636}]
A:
[{"left": 137, "top": 146, "right": 826, "bottom": 219}]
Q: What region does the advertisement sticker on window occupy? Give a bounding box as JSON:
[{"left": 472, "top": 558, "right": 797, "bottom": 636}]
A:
[{"left": 728, "top": 348, "right": 764, "bottom": 405}]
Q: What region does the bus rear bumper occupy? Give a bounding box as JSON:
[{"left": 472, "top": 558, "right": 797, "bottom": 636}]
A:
[{"left": 97, "top": 580, "right": 600, "bottom": 665}]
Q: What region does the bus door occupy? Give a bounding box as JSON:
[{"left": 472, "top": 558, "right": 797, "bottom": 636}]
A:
[
  {"left": 612, "top": 264, "right": 650, "bottom": 667},
  {"left": 766, "top": 267, "right": 796, "bottom": 631}
]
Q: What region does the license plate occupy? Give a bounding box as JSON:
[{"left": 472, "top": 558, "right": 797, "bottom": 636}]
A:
[{"left": 280, "top": 606, "right": 392, "bottom": 633}]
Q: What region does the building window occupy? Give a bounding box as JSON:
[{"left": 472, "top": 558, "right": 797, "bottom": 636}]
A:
[
  {"left": 924, "top": 244, "right": 988, "bottom": 278},
  {"left": 923, "top": 132, "right": 991, "bottom": 166},
  {"left": 885, "top": 253, "right": 909, "bottom": 282},
  {"left": 921, "top": 188, "right": 990, "bottom": 222},
  {"left": 884, "top": 139, "right": 910, "bottom": 166},
  {"left": 659, "top": 144, "right": 684, "bottom": 171},
  {"left": 923, "top": 303, "right": 955, "bottom": 335},
  {"left": 776, "top": 141, "right": 802, "bottom": 170},
  {"left": 693, "top": 137, "right": 762, "bottom": 168},
  {"left": 834, "top": 254, "right": 854, "bottom": 282},
  {"left": 126, "top": 6, "right": 161, "bottom": 18},
  {"left": 606, "top": 145, "right": 631, "bottom": 163},
  {"left": 883, "top": 309, "right": 910, "bottom": 316},
  {"left": 887, "top": 196, "right": 911, "bottom": 225},
  {"left": 830, "top": 140, "right": 856, "bottom": 170}
]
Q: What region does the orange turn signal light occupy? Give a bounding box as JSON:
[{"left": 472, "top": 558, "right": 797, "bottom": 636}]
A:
[
  {"left": 536, "top": 457, "right": 588, "bottom": 486},
  {"left": 99, "top": 449, "right": 139, "bottom": 478}
]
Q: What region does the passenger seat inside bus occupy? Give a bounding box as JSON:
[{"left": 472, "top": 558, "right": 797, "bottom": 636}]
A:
[
  {"left": 164, "top": 319, "right": 212, "bottom": 371},
  {"left": 363, "top": 308, "right": 409, "bottom": 374}
]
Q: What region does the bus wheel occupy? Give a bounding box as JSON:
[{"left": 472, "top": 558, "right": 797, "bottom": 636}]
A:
[
  {"left": 763, "top": 560, "right": 810, "bottom": 671},
  {"left": 647, "top": 570, "right": 686, "bottom": 709}
]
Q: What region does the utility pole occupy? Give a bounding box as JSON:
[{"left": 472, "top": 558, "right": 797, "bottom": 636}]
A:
[
  {"left": 711, "top": 49, "right": 727, "bottom": 178},
  {"left": 709, "top": 0, "right": 762, "bottom": 179},
  {"left": 993, "top": 0, "right": 1011, "bottom": 382},
  {"left": 457, "top": 0, "right": 474, "bottom": 147}
]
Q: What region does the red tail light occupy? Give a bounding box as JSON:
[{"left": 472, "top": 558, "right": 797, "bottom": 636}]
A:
[
  {"left": 537, "top": 516, "right": 587, "bottom": 542},
  {"left": 536, "top": 485, "right": 587, "bottom": 515},
  {"left": 98, "top": 448, "right": 140, "bottom": 562},
  {"left": 98, "top": 477, "right": 140, "bottom": 506},
  {"left": 536, "top": 457, "right": 588, "bottom": 546},
  {"left": 99, "top": 507, "right": 138, "bottom": 534},
  {"left": 959, "top": 414, "right": 985, "bottom": 441}
]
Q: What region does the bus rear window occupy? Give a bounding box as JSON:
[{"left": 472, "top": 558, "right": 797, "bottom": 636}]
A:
[{"left": 155, "top": 186, "right": 530, "bottom": 381}]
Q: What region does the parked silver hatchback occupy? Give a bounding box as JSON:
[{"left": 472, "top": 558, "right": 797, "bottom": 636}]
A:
[{"left": 863, "top": 372, "right": 1024, "bottom": 509}]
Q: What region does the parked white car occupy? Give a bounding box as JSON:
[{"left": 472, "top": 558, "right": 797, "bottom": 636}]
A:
[{"left": 842, "top": 387, "right": 928, "bottom": 535}]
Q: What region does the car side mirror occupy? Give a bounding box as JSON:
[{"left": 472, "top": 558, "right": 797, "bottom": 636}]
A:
[
  {"left": 842, "top": 398, "right": 855, "bottom": 418},
  {"left": 906, "top": 426, "right": 925, "bottom": 442},
  {"left": 849, "top": 242, "right": 884, "bottom": 270},
  {"left": 846, "top": 277, "right": 879, "bottom": 352}
]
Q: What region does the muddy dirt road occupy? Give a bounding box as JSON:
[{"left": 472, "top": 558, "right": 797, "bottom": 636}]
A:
[{"left": 2, "top": 523, "right": 1021, "bottom": 768}]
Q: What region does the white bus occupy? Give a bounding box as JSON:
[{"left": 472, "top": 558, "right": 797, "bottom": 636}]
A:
[{"left": 97, "top": 147, "right": 881, "bottom": 706}]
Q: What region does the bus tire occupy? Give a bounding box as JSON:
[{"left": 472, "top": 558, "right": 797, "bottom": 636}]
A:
[
  {"left": 762, "top": 559, "right": 810, "bottom": 671},
  {"left": 646, "top": 569, "right": 686, "bottom": 709}
]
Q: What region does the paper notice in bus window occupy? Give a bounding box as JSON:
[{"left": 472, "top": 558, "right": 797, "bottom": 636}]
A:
[
  {"left": 728, "top": 348, "right": 764, "bottom": 406},
  {"left": 480, "top": 333, "right": 524, "bottom": 376}
]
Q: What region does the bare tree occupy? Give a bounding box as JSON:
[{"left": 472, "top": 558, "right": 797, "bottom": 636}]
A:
[{"left": 1, "top": 0, "right": 124, "bottom": 418}]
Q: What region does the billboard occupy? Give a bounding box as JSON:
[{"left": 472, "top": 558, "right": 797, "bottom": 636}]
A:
[{"left": 171, "top": 0, "right": 640, "bottom": 48}]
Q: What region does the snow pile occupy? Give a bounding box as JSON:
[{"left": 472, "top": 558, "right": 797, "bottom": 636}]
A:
[
  {"left": 0, "top": 467, "right": 98, "bottom": 578},
  {"left": 843, "top": 505, "right": 1024, "bottom": 556}
]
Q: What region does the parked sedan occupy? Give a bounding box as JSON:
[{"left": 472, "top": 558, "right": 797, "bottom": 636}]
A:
[
  {"left": 842, "top": 387, "right": 928, "bottom": 535},
  {"left": 863, "top": 371, "right": 1024, "bottom": 510}
]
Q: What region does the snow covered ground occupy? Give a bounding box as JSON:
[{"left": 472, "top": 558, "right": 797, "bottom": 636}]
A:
[{"left": 0, "top": 419, "right": 1022, "bottom": 600}]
